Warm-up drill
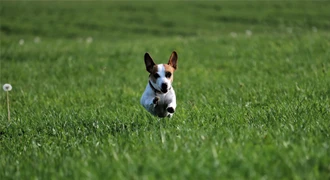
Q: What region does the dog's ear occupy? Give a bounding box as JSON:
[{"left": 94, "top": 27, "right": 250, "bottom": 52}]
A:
[
  {"left": 144, "top": 52, "right": 156, "bottom": 73},
  {"left": 168, "top": 51, "right": 178, "bottom": 70}
]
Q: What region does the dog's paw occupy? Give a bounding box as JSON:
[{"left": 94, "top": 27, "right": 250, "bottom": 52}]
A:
[
  {"left": 153, "top": 96, "right": 160, "bottom": 105},
  {"left": 167, "top": 107, "right": 175, "bottom": 113}
]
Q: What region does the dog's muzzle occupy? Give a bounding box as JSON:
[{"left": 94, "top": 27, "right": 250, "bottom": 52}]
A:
[{"left": 161, "top": 83, "right": 168, "bottom": 93}]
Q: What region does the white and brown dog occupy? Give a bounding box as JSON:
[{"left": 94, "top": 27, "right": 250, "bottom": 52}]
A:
[{"left": 140, "top": 51, "right": 178, "bottom": 118}]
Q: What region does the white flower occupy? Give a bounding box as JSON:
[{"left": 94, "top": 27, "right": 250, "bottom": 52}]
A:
[
  {"left": 19, "top": 39, "right": 24, "bottom": 45},
  {"left": 3, "top": 84, "right": 12, "bottom": 91},
  {"left": 312, "top": 26, "right": 317, "bottom": 33},
  {"left": 86, "top": 37, "right": 93, "bottom": 44},
  {"left": 34, "top": 36, "right": 41, "bottom": 43},
  {"left": 230, "top": 32, "right": 237, "bottom": 38},
  {"left": 245, "top": 30, "right": 252, "bottom": 36}
]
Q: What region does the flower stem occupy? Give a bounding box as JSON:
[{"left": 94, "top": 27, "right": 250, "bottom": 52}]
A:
[{"left": 7, "top": 91, "right": 10, "bottom": 121}]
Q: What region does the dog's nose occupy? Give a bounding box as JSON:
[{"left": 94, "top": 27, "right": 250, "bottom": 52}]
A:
[
  {"left": 161, "top": 83, "right": 168, "bottom": 90},
  {"left": 161, "top": 83, "right": 168, "bottom": 93}
]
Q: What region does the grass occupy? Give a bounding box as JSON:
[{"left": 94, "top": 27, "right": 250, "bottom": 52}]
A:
[{"left": 1, "top": 1, "right": 330, "bottom": 179}]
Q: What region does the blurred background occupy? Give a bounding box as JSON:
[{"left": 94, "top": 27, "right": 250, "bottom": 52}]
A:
[{"left": 1, "top": 1, "right": 329, "bottom": 42}]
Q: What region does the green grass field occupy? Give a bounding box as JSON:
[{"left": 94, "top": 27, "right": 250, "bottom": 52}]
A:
[{"left": 1, "top": 1, "right": 330, "bottom": 179}]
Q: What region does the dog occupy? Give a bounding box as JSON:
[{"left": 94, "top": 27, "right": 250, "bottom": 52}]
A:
[{"left": 140, "top": 51, "right": 178, "bottom": 118}]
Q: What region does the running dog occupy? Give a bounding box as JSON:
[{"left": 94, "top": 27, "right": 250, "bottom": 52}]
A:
[{"left": 140, "top": 51, "right": 178, "bottom": 118}]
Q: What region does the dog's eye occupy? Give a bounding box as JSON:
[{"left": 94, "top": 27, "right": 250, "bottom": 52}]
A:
[
  {"left": 153, "top": 73, "right": 160, "bottom": 79},
  {"left": 165, "top": 72, "right": 172, "bottom": 78}
]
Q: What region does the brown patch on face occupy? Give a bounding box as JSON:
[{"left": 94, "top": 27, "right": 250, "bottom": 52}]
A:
[
  {"left": 149, "top": 65, "right": 159, "bottom": 83},
  {"left": 163, "top": 64, "right": 175, "bottom": 82}
]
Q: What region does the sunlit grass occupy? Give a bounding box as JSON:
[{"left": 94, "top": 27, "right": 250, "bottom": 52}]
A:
[{"left": 1, "top": 1, "right": 330, "bottom": 179}]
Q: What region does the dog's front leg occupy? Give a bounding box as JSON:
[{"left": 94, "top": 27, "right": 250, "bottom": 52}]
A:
[
  {"left": 141, "top": 95, "right": 160, "bottom": 114},
  {"left": 152, "top": 96, "right": 160, "bottom": 108},
  {"left": 166, "top": 99, "right": 177, "bottom": 114}
]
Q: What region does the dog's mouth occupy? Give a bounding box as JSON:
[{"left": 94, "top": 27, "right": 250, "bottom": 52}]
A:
[{"left": 161, "top": 89, "right": 168, "bottom": 93}]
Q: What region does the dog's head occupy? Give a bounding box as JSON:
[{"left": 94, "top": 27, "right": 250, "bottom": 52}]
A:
[{"left": 144, "top": 51, "right": 178, "bottom": 93}]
